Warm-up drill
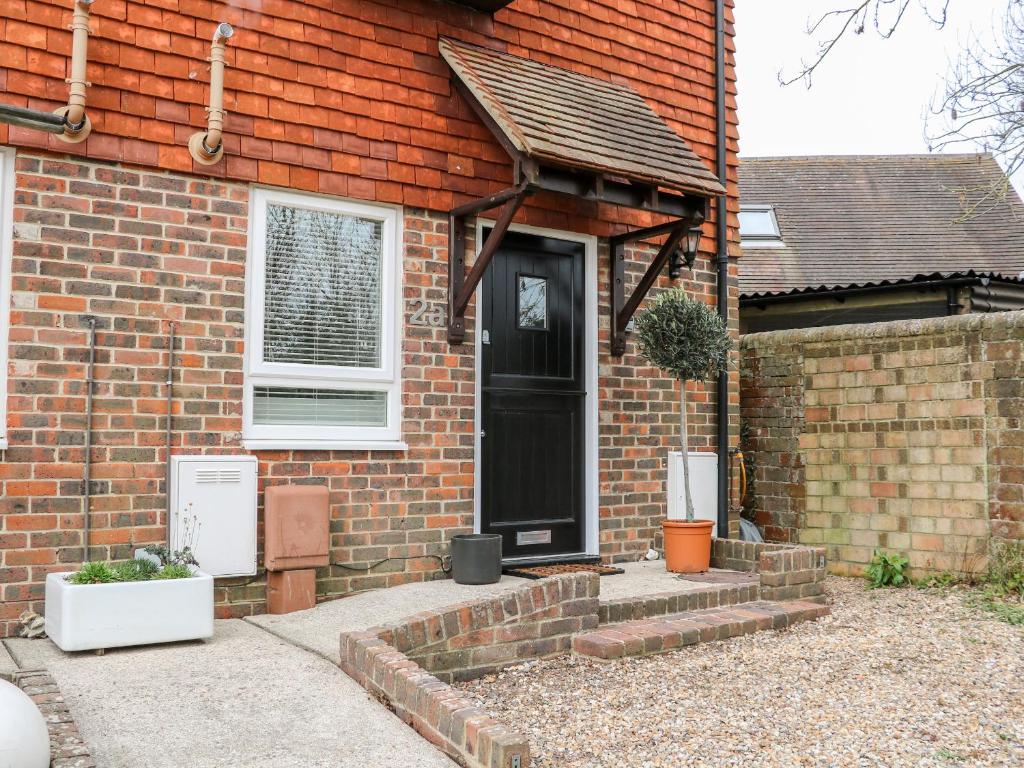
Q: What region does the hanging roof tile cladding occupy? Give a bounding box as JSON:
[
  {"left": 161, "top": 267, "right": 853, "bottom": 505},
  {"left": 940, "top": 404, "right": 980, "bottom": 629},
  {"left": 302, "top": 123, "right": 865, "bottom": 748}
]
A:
[
  {"left": 439, "top": 37, "right": 725, "bottom": 199},
  {"left": 739, "top": 154, "right": 1024, "bottom": 296}
]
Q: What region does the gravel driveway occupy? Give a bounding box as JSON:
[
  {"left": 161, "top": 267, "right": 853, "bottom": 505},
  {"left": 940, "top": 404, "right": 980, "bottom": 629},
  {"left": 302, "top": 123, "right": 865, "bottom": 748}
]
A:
[{"left": 458, "top": 578, "right": 1024, "bottom": 768}]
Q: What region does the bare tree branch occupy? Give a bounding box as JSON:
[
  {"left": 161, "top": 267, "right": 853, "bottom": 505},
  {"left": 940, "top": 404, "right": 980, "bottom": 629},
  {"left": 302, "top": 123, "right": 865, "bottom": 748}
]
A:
[
  {"left": 780, "top": 0, "right": 1024, "bottom": 219},
  {"left": 926, "top": 3, "right": 1024, "bottom": 215},
  {"left": 779, "top": 0, "right": 949, "bottom": 87}
]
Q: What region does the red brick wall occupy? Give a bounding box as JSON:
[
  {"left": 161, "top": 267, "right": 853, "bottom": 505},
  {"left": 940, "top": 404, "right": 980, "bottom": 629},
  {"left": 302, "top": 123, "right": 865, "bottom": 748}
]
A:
[
  {"left": 0, "top": 0, "right": 739, "bottom": 237},
  {"left": 0, "top": 0, "right": 741, "bottom": 636},
  {"left": 0, "top": 152, "right": 737, "bottom": 636}
]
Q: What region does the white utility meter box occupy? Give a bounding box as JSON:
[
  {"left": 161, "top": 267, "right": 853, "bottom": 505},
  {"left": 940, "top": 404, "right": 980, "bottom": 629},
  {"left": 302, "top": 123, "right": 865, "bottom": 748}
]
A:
[
  {"left": 667, "top": 451, "right": 719, "bottom": 536},
  {"left": 169, "top": 455, "right": 258, "bottom": 577}
]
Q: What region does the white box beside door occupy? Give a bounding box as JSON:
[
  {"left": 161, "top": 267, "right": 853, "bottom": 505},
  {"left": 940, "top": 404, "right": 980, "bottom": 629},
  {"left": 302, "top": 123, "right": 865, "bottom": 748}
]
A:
[
  {"left": 170, "top": 455, "right": 258, "bottom": 577},
  {"left": 667, "top": 451, "right": 718, "bottom": 535}
]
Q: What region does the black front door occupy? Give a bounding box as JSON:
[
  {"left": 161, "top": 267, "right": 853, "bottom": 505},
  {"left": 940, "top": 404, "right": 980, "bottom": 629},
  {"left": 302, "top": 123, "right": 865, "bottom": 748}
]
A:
[{"left": 480, "top": 231, "right": 586, "bottom": 560}]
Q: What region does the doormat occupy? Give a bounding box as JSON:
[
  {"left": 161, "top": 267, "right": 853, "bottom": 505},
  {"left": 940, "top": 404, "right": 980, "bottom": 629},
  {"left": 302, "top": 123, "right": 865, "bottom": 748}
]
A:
[{"left": 503, "top": 563, "right": 625, "bottom": 579}]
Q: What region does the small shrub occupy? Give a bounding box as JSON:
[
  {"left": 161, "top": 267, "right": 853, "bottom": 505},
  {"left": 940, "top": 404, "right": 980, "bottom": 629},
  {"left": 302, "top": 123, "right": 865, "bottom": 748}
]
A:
[
  {"left": 865, "top": 549, "right": 909, "bottom": 588},
  {"left": 915, "top": 571, "right": 962, "bottom": 590},
  {"left": 986, "top": 540, "right": 1023, "bottom": 596},
  {"left": 155, "top": 563, "right": 193, "bottom": 580},
  {"left": 145, "top": 544, "right": 199, "bottom": 569},
  {"left": 969, "top": 540, "right": 1024, "bottom": 625},
  {"left": 67, "top": 561, "right": 116, "bottom": 585},
  {"left": 110, "top": 558, "right": 159, "bottom": 582},
  {"left": 634, "top": 289, "right": 731, "bottom": 521}
]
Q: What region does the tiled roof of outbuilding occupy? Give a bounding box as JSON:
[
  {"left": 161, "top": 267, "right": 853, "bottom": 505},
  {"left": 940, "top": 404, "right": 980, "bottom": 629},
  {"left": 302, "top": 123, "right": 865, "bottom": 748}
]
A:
[{"left": 739, "top": 154, "right": 1024, "bottom": 296}]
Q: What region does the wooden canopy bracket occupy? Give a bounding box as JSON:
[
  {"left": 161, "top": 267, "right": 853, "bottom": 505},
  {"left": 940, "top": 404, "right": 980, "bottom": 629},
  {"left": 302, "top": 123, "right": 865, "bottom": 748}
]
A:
[
  {"left": 448, "top": 182, "right": 532, "bottom": 344},
  {"left": 609, "top": 215, "right": 702, "bottom": 356}
]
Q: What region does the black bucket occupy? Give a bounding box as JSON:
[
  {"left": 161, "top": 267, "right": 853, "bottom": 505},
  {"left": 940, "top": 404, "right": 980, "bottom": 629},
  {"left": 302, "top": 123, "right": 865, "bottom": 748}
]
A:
[{"left": 451, "top": 534, "right": 502, "bottom": 585}]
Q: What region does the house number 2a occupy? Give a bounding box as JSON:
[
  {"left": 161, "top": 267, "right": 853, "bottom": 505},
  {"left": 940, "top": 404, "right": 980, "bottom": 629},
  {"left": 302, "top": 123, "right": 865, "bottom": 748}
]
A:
[{"left": 408, "top": 299, "right": 446, "bottom": 328}]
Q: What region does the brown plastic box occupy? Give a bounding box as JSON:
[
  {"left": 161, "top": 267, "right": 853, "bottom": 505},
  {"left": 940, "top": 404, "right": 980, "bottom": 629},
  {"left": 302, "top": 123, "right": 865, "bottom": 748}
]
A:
[
  {"left": 264, "top": 485, "right": 330, "bottom": 572},
  {"left": 267, "top": 569, "right": 317, "bottom": 614}
]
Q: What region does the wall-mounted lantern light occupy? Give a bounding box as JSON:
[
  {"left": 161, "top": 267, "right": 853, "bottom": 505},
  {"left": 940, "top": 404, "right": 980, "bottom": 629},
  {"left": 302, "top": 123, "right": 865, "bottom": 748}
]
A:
[
  {"left": 669, "top": 225, "right": 703, "bottom": 279},
  {"left": 188, "top": 23, "right": 234, "bottom": 165}
]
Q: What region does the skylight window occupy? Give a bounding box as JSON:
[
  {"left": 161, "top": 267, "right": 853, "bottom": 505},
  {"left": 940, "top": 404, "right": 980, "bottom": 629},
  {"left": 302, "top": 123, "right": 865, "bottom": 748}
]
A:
[{"left": 739, "top": 205, "right": 784, "bottom": 247}]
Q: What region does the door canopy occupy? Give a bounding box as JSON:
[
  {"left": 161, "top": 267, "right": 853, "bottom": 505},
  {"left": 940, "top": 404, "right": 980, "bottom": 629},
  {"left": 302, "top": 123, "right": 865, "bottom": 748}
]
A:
[{"left": 438, "top": 38, "right": 724, "bottom": 353}]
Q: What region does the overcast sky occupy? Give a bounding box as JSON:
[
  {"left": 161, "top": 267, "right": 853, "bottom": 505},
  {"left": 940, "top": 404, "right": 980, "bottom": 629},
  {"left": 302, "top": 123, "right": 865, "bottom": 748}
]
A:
[{"left": 734, "top": 0, "right": 1006, "bottom": 160}]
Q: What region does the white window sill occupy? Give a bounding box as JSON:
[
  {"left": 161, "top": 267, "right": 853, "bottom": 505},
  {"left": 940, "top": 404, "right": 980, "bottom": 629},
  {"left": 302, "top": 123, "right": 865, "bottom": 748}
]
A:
[{"left": 242, "top": 439, "right": 409, "bottom": 452}]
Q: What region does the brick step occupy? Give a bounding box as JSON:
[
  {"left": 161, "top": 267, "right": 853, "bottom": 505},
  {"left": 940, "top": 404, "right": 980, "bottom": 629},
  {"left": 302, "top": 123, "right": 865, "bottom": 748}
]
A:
[{"left": 572, "top": 599, "right": 829, "bottom": 661}]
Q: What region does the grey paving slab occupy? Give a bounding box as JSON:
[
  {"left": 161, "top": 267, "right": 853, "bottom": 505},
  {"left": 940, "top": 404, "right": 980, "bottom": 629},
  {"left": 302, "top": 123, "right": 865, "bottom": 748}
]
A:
[
  {"left": 246, "top": 575, "right": 529, "bottom": 662},
  {"left": 0, "top": 640, "right": 20, "bottom": 678},
  {"left": 7, "top": 620, "right": 455, "bottom": 768},
  {"left": 597, "top": 561, "right": 736, "bottom": 602}
]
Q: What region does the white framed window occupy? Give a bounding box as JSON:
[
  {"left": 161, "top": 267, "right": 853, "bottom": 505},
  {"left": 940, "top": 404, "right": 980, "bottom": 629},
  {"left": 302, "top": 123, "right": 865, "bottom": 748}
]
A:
[
  {"left": 739, "top": 204, "right": 784, "bottom": 247},
  {"left": 0, "top": 148, "right": 14, "bottom": 451},
  {"left": 243, "top": 187, "right": 404, "bottom": 450}
]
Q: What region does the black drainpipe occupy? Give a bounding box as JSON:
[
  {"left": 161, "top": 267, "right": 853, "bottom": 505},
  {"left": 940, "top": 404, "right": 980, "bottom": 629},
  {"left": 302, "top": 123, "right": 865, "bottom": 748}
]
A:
[{"left": 714, "top": 0, "right": 731, "bottom": 538}]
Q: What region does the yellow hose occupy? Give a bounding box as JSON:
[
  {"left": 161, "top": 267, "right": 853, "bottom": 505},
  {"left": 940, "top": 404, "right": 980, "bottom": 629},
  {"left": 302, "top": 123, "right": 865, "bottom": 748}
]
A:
[{"left": 734, "top": 450, "right": 747, "bottom": 505}]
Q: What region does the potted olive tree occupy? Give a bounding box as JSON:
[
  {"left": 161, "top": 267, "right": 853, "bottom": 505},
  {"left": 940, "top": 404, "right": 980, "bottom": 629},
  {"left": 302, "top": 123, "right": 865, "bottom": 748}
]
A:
[{"left": 635, "top": 288, "right": 732, "bottom": 573}]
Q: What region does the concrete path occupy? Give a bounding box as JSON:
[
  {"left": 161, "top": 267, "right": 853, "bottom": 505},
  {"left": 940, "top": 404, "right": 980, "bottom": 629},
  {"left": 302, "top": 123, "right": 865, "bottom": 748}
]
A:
[
  {"left": 247, "top": 575, "right": 528, "bottom": 662},
  {"left": 0, "top": 641, "right": 17, "bottom": 678},
  {"left": 5, "top": 620, "right": 455, "bottom": 768},
  {"left": 596, "top": 561, "right": 738, "bottom": 601}
]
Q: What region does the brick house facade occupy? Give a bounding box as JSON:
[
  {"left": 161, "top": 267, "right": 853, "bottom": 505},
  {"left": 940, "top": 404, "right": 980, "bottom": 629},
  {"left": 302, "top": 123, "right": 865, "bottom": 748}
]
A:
[{"left": 0, "top": 0, "right": 739, "bottom": 636}]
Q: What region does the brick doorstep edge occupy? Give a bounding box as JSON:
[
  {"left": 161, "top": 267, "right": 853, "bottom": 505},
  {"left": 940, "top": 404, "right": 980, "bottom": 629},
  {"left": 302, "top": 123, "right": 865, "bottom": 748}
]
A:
[
  {"left": 5, "top": 668, "right": 96, "bottom": 768},
  {"left": 714, "top": 538, "right": 829, "bottom": 604},
  {"left": 600, "top": 581, "right": 761, "bottom": 623},
  {"left": 574, "top": 600, "right": 831, "bottom": 661},
  {"left": 338, "top": 573, "right": 600, "bottom": 768}
]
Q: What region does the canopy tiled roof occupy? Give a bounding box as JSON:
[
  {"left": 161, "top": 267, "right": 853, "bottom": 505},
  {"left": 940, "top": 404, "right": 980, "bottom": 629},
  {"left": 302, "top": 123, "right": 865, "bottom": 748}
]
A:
[
  {"left": 739, "top": 154, "right": 1024, "bottom": 296},
  {"left": 438, "top": 37, "right": 724, "bottom": 199}
]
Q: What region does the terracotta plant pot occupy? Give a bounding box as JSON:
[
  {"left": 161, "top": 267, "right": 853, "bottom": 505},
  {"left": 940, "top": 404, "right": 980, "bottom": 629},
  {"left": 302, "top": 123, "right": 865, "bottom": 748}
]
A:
[{"left": 662, "top": 520, "right": 714, "bottom": 573}]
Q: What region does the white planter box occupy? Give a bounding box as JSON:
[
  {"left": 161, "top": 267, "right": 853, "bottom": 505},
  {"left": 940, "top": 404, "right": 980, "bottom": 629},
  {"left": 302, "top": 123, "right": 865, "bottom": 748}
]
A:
[{"left": 45, "top": 571, "right": 214, "bottom": 652}]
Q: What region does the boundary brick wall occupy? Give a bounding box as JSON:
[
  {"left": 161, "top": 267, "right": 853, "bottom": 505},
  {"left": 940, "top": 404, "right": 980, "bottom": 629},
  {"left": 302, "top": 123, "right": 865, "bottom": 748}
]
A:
[
  {"left": 339, "top": 573, "right": 599, "bottom": 768},
  {"left": 740, "top": 312, "right": 1024, "bottom": 576}
]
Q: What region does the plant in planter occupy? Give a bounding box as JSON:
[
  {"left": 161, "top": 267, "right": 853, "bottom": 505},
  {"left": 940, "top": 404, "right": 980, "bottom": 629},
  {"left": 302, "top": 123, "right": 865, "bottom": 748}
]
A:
[
  {"left": 635, "top": 287, "right": 732, "bottom": 573},
  {"left": 45, "top": 513, "right": 214, "bottom": 652}
]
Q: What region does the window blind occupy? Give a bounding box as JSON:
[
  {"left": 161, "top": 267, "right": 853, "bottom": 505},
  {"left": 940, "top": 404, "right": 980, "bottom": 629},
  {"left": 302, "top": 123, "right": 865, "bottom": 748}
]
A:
[
  {"left": 252, "top": 387, "right": 387, "bottom": 428},
  {"left": 263, "top": 203, "right": 383, "bottom": 369}
]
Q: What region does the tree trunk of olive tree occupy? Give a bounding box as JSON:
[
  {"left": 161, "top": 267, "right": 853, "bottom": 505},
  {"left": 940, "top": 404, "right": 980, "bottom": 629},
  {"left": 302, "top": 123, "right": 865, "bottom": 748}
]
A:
[{"left": 679, "top": 381, "right": 695, "bottom": 522}]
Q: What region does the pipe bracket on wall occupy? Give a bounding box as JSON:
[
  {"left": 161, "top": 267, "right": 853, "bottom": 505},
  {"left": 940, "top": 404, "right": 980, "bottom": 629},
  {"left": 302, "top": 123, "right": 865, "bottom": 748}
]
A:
[{"left": 189, "top": 23, "right": 234, "bottom": 165}]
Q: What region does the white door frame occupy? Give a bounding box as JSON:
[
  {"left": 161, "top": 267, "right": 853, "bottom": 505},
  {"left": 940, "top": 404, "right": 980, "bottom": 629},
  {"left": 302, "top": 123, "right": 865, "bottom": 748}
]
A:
[{"left": 472, "top": 219, "right": 600, "bottom": 560}]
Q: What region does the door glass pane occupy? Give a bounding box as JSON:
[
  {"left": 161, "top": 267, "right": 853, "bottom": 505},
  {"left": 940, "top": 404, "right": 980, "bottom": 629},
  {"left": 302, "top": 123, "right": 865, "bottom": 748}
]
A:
[
  {"left": 517, "top": 274, "right": 547, "bottom": 330},
  {"left": 263, "top": 203, "right": 383, "bottom": 368}
]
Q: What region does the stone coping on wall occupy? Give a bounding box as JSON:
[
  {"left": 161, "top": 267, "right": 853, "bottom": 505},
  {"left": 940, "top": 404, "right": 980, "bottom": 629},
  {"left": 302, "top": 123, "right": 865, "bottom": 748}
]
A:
[
  {"left": 3, "top": 668, "right": 96, "bottom": 768},
  {"left": 741, "top": 307, "right": 1024, "bottom": 347}
]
